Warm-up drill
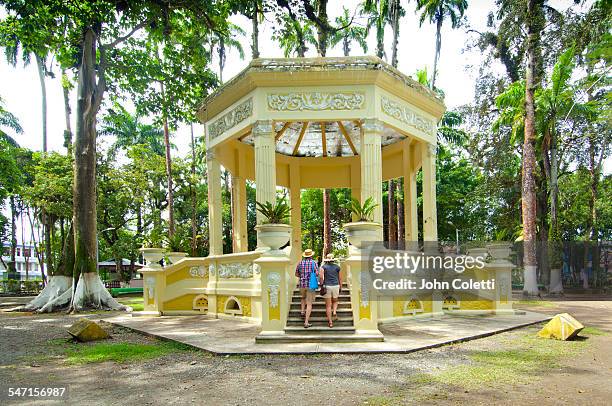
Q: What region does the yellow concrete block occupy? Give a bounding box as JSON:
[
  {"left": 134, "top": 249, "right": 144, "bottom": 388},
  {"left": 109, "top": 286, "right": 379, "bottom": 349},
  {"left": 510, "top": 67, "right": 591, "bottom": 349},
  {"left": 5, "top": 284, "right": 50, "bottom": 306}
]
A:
[
  {"left": 67, "top": 319, "right": 110, "bottom": 342},
  {"left": 537, "top": 313, "right": 584, "bottom": 340}
]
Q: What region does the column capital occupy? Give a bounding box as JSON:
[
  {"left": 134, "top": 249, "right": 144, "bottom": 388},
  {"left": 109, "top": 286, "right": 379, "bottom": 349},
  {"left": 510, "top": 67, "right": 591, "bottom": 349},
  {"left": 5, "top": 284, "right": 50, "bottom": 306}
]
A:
[
  {"left": 252, "top": 120, "right": 274, "bottom": 136},
  {"left": 425, "top": 142, "right": 437, "bottom": 157},
  {"left": 362, "top": 118, "right": 384, "bottom": 133},
  {"left": 206, "top": 149, "right": 216, "bottom": 162}
]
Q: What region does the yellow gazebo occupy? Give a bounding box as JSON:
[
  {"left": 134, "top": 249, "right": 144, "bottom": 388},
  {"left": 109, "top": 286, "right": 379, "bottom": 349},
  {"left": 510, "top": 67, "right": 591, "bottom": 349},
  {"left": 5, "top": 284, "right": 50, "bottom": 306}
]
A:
[
  {"left": 138, "top": 57, "right": 514, "bottom": 342},
  {"left": 198, "top": 56, "right": 444, "bottom": 259}
]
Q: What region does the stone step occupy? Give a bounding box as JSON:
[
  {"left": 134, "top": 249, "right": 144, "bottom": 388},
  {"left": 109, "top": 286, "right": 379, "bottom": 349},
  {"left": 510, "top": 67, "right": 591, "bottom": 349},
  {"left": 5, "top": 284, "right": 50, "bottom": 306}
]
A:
[
  {"left": 286, "top": 318, "right": 353, "bottom": 327},
  {"left": 290, "top": 301, "right": 351, "bottom": 309},
  {"left": 291, "top": 294, "right": 352, "bottom": 300},
  {"left": 284, "top": 326, "right": 356, "bottom": 335},
  {"left": 288, "top": 308, "right": 352, "bottom": 317},
  {"left": 256, "top": 333, "right": 384, "bottom": 344}
]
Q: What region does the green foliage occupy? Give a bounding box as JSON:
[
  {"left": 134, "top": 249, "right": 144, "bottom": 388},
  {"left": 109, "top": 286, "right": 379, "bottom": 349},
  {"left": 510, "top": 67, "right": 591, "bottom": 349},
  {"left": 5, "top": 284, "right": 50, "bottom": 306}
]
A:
[
  {"left": 348, "top": 197, "right": 378, "bottom": 222},
  {"left": 65, "top": 341, "right": 192, "bottom": 364},
  {"left": 256, "top": 198, "right": 291, "bottom": 224}
]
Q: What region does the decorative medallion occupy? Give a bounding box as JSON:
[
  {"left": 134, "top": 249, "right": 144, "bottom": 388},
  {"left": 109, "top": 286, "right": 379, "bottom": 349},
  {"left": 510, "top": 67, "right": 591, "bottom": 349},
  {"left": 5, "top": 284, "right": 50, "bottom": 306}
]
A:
[
  {"left": 267, "top": 92, "right": 365, "bottom": 111},
  {"left": 208, "top": 264, "right": 216, "bottom": 277},
  {"left": 267, "top": 272, "right": 281, "bottom": 308},
  {"left": 380, "top": 96, "right": 435, "bottom": 136},
  {"left": 217, "top": 262, "right": 254, "bottom": 279},
  {"left": 208, "top": 97, "right": 253, "bottom": 140},
  {"left": 145, "top": 276, "right": 156, "bottom": 299},
  {"left": 189, "top": 266, "right": 208, "bottom": 278}
]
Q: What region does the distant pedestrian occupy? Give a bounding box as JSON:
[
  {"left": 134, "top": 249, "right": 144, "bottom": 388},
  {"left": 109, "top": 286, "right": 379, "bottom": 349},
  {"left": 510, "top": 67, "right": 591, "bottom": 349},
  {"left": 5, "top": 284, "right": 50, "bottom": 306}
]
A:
[
  {"left": 321, "top": 253, "right": 342, "bottom": 328},
  {"left": 295, "top": 249, "right": 320, "bottom": 328}
]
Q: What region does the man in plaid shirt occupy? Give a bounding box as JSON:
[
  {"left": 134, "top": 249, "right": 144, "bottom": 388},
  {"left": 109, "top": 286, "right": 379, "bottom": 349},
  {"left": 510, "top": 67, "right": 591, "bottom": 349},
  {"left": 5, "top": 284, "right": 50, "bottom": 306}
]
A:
[{"left": 295, "top": 249, "right": 319, "bottom": 328}]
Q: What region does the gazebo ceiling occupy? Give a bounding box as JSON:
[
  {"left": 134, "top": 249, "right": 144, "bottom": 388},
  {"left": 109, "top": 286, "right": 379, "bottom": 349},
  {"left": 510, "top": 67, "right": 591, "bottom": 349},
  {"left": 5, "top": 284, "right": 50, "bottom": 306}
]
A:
[{"left": 239, "top": 120, "right": 406, "bottom": 157}]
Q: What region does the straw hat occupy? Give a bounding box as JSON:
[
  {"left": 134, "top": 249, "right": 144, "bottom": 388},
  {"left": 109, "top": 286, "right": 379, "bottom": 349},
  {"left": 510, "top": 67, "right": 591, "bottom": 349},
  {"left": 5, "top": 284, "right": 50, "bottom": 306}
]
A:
[
  {"left": 323, "top": 253, "right": 335, "bottom": 262},
  {"left": 302, "top": 249, "right": 314, "bottom": 258}
]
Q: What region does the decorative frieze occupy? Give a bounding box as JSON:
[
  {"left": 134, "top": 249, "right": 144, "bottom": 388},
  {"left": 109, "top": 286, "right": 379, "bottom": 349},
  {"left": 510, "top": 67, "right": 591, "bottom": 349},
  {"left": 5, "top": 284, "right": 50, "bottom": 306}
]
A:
[
  {"left": 217, "top": 262, "right": 255, "bottom": 279},
  {"left": 267, "top": 92, "right": 365, "bottom": 111},
  {"left": 380, "top": 96, "right": 435, "bottom": 136},
  {"left": 267, "top": 272, "right": 281, "bottom": 308},
  {"left": 208, "top": 97, "right": 253, "bottom": 140},
  {"left": 189, "top": 266, "right": 208, "bottom": 278}
]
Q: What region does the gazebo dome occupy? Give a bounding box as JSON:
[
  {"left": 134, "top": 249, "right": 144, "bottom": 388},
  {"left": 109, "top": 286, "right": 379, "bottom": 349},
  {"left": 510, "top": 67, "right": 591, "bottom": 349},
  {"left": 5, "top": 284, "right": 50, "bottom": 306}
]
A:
[
  {"left": 197, "top": 56, "right": 445, "bottom": 160},
  {"left": 198, "top": 56, "right": 445, "bottom": 257}
]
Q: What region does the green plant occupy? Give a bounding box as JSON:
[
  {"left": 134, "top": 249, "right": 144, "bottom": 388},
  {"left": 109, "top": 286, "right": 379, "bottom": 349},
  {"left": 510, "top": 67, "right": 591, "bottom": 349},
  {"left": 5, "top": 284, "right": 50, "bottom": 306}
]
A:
[
  {"left": 165, "top": 233, "right": 186, "bottom": 252},
  {"left": 347, "top": 197, "right": 378, "bottom": 222},
  {"left": 255, "top": 198, "right": 291, "bottom": 224}
]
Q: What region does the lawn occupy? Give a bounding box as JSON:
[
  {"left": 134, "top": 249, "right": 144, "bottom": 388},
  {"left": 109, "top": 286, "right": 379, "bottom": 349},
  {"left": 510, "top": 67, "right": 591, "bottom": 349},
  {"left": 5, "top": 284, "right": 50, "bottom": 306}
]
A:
[
  {"left": 117, "top": 296, "right": 144, "bottom": 311},
  {"left": 368, "top": 325, "right": 607, "bottom": 404},
  {"left": 64, "top": 341, "right": 193, "bottom": 364}
]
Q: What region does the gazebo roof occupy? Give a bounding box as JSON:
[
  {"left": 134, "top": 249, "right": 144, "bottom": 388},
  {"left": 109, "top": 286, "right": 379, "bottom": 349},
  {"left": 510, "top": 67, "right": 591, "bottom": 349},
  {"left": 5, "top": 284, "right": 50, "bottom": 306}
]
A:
[
  {"left": 198, "top": 56, "right": 444, "bottom": 121},
  {"left": 197, "top": 56, "right": 445, "bottom": 159}
]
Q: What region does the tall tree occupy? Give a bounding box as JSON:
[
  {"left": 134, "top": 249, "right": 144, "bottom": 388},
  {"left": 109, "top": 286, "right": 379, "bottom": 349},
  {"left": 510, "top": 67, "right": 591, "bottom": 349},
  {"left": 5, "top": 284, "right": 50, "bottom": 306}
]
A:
[
  {"left": 416, "top": 0, "right": 468, "bottom": 88},
  {"left": 330, "top": 7, "right": 368, "bottom": 56},
  {"left": 361, "top": 0, "right": 390, "bottom": 59},
  {"left": 521, "top": 0, "right": 545, "bottom": 296},
  {"left": 2, "top": 0, "right": 224, "bottom": 311}
]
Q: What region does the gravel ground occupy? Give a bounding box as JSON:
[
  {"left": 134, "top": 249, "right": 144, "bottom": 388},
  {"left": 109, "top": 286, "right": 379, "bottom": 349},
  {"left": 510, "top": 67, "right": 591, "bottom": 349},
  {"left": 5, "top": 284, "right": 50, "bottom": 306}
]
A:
[{"left": 0, "top": 299, "right": 610, "bottom": 405}]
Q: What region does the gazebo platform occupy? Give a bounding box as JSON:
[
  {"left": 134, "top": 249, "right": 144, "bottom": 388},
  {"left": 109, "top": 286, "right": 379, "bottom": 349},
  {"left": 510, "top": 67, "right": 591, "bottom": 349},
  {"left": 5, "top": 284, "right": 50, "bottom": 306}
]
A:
[{"left": 105, "top": 311, "right": 550, "bottom": 355}]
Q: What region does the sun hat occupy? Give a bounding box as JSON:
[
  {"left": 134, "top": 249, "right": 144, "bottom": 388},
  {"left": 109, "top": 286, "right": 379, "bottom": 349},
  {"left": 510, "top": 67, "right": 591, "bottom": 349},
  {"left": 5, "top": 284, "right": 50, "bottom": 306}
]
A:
[
  {"left": 323, "top": 253, "right": 335, "bottom": 262},
  {"left": 302, "top": 249, "right": 314, "bottom": 258}
]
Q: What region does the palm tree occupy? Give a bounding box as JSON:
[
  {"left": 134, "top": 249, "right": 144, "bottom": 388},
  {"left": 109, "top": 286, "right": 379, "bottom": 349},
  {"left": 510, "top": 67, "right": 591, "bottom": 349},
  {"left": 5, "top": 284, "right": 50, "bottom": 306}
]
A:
[
  {"left": 0, "top": 97, "right": 23, "bottom": 138},
  {"left": 416, "top": 0, "right": 468, "bottom": 89},
  {"left": 209, "top": 23, "right": 245, "bottom": 83},
  {"left": 100, "top": 103, "right": 165, "bottom": 158},
  {"left": 272, "top": 14, "right": 316, "bottom": 57},
  {"left": 361, "top": 0, "right": 390, "bottom": 59},
  {"left": 330, "top": 7, "right": 368, "bottom": 56}
]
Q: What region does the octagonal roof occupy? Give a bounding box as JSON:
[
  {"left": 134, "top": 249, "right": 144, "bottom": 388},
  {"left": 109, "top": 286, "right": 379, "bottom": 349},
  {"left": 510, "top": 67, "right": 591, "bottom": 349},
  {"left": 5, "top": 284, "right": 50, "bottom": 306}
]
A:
[{"left": 197, "top": 56, "right": 445, "bottom": 123}]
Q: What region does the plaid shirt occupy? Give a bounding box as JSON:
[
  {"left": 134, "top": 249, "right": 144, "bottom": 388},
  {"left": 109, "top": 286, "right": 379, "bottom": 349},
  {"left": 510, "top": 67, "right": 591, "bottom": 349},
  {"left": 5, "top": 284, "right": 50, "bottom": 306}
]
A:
[{"left": 296, "top": 258, "right": 319, "bottom": 289}]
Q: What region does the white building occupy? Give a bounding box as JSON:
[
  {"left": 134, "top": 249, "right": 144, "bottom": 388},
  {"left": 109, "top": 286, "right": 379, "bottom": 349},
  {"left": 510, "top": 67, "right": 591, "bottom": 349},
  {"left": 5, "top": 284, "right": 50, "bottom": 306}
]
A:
[{"left": 1, "top": 243, "right": 42, "bottom": 280}]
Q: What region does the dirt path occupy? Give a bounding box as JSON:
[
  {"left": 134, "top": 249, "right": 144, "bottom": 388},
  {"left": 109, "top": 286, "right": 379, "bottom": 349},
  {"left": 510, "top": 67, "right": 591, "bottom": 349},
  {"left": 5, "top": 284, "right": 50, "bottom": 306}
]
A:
[{"left": 0, "top": 299, "right": 609, "bottom": 405}]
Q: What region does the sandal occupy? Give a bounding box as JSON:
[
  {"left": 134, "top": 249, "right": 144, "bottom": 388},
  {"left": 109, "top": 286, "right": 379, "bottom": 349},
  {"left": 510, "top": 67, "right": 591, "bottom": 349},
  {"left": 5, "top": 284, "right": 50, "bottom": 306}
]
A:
[
  {"left": 328, "top": 321, "right": 333, "bottom": 328},
  {"left": 300, "top": 311, "right": 305, "bottom": 318},
  {"left": 304, "top": 323, "right": 313, "bottom": 328},
  {"left": 333, "top": 312, "right": 338, "bottom": 321}
]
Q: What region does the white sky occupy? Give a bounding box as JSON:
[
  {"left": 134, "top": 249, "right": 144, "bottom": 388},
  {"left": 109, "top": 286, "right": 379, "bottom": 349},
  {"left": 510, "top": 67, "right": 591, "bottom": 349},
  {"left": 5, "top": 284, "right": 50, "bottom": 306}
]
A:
[
  {"left": 1, "top": 0, "right": 506, "bottom": 155},
  {"left": 0, "top": 0, "right": 607, "bottom": 244}
]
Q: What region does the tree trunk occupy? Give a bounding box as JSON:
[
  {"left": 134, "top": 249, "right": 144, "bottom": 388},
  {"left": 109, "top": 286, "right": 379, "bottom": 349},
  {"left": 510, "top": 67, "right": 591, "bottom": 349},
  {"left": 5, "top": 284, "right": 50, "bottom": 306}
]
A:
[
  {"left": 70, "top": 28, "right": 126, "bottom": 312},
  {"left": 9, "top": 196, "right": 17, "bottom": 274},
  {"left": 316, "top": 0, "right": 329, "bottom": 57},
  {"left": 390, "top": 0, "right": 400, "bottom": 68},
  {"left": 323, "top": 189, "right": 331, "bottom": 257},
  {"left": 397, "top": 178, "right": 404, "bottom": 248},
  {"left": 522, "top": 0, "right": 544, "bottom": 296},
  {"left": 190, "top": 124, "right": 198, "bottom": 256},
  {"left": 251, "top": 1, "right": 260, "bottom": 59},
  {"left": 62, "top": 69, "right": 73, "bottom": 153},
  {"left": 388, "top": 180, "right": 397, "bottom": 247},
  {"left": 35, "top": 54, "right": 47, "bottom": 153},
  {"left": 431, "top": 16, "right": 443, "bottom": 89},
  {"left": 343, "top": 37, "right": 350, "bottom": 57},
  {"left": 376, "top": 19, "right": 384, "bottom": 59},
  {"left": 162, "top": 112, "right": 174, "bottom": 237}
]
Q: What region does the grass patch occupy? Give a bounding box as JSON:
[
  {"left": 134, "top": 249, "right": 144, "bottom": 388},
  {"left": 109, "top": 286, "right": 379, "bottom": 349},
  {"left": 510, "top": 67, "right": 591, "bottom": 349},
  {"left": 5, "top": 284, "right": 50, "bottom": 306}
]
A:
[
  {"left": 118, "top": 296, "right": 144, "bottom": 311},
  {"left": 65, "top": 340, "right": 192, "bottom": 364},
  {"left": 580, "top": 326, "right": 607, "bottom": 336},
  {"left": 514, "top": 299, "right": 557, "bottom": 307},
  {"left": 423, "top": 332, "right": 588, "bottom": 390}
]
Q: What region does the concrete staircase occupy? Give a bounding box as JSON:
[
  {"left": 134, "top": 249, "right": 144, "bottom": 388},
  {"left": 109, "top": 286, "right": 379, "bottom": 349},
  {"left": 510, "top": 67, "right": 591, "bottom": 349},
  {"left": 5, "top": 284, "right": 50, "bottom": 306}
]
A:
[{"left": 256, "top": 283, "right": 384, "bottom": 343}]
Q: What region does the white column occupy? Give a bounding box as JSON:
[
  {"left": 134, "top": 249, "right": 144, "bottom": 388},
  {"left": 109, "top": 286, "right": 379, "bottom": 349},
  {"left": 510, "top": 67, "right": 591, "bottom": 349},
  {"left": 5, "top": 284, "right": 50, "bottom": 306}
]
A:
[
  {"left": 231, "top": 175, "right": 248, "bottom": 252},
  {"left": 253, "top": 120, "right": 277, "bottom": 250},
  {"left": 206, "top": 149, "right": 223, "bottom": 255},
  {"left": 403, "top": 142, "right": 418, "bottom": 247},
  {"left": 422, "top": 142, "right": 438, "bottom": 242},
  {"left": 360, "top": 119, "right": 384, "bottom": 236},
  {"left": 289, "top": 164, "right": 301, "bottom": 262}
]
